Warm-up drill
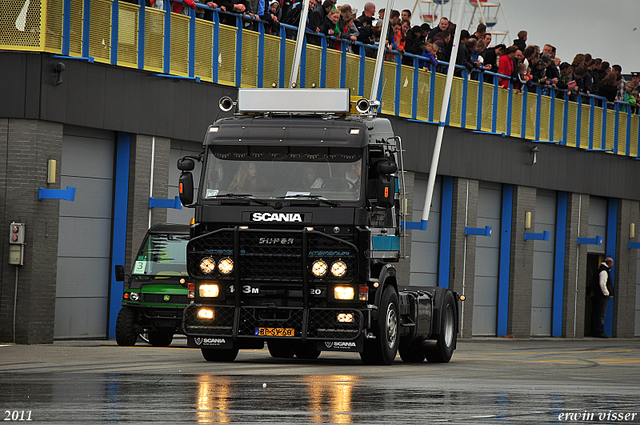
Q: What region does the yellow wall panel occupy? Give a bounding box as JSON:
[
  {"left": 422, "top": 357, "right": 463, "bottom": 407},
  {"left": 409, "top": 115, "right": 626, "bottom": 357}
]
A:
[{"left": 89, "top": 0, "right": 112, "bottom": 63}]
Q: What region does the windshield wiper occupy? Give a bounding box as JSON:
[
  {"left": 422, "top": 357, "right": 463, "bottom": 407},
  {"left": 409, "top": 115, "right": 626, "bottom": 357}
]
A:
[
  {"left": 213, "top": 193, "right": 270, "bottom": 206},
  {"left": 277, "top": 194, "right": 339, "bottom": 207}
]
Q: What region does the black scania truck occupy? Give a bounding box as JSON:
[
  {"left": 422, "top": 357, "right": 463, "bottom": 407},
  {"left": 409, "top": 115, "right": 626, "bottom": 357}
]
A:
[{"left": 177, "top": 88, "right": 461, "bottom": 365}]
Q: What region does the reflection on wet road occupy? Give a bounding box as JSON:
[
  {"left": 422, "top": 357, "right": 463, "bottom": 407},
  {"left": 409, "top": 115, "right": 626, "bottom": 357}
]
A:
[{"left": 1, "top": 340, "right": 639, "bottom": 423}]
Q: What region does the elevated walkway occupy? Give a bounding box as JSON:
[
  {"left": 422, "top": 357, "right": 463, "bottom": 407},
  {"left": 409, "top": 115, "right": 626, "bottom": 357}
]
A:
[{"left": 1, "top": 0, "right": 638, "bottom": 157}]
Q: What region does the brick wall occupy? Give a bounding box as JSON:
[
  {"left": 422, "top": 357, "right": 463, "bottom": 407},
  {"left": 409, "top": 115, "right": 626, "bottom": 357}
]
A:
[
  {"left": 507, "top": 185, "right": 536, "bottom": 337},
  {"left": 125, "top": 135, "right": 171, "bottom": 272},
  {"left": 0, "top": 119, "right": 63, "bottom": 344},
  {"left": 613, "top": 199, "right": 639, "bottom": 337}
]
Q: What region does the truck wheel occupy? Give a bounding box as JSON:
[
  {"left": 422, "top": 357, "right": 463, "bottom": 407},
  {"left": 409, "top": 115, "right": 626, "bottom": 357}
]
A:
[
  {"left": 267, "top": 340, "right": 295, "bottom": 358},
  {"left": 201, "top": 348, "right": 239, "bottom": 362},
  {"left": 148, "top": 331, "right": 174, "bottom": 347},
  {"left": 115, "top": 307, "right": 138, "bottom": 346},
  {"left": 294, "top": 342, "right": 321, "bottom": 360},
  {"left": 425, "top": 291, "right": 456, "bottom": 363},
  {"left": 360, "top": 286, "right": 399, "bottom": 365},
  {"left": 399, "top": 342, "right": 425, "bottom": 363}
]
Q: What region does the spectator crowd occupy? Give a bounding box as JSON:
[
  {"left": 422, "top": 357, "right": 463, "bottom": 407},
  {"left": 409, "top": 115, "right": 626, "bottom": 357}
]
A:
[{"left": 128, "top": 0, "right": 640, "bottom": 111}]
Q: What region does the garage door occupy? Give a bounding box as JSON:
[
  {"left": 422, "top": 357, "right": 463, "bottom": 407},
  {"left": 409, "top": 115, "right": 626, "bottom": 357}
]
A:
[
  {"left": 54, "top": 127, "right": 115, "bottom": 338},
  {"left": 530, "top": 190, "right": 556, "bottom": 336},
  {"left": 472, "top": 181, "right": 501, "bottom": 336},
  {"left": 409, "top": 175, "right": 441, "bottom": 287}
]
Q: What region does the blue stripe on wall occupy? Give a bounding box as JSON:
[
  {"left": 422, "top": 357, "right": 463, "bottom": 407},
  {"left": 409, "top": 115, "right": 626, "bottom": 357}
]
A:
[
  {"left": 108, "top": 132, "right": 130, "bottom": 338},
  {"left": 438, "top": 176, "right": 453, "bottom": 288},
  {"left": 604, "top": 198, "right": 617, "bottom": 336},
  {"left": 552, "top": 191, "right": 567, "bottom": 337},
  {"left": 497, "top": 184, "right": 513, "bottom": 336}
]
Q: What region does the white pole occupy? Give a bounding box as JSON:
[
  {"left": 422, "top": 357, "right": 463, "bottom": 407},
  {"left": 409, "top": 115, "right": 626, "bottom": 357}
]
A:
[
  {"left": 419, "top": 0, "right": 465, "bottom": 230},
  {"left": 370, "top": 0, "right": 394, "bottom": 104},
  {"left": 289, "top": 0, "right": 311, "bottom": 88},
  {"left": 148, "top": 136, "right": 156, "bottom": 229}
]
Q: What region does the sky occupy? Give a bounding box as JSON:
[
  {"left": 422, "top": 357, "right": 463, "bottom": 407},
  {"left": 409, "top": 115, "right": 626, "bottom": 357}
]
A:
[{"left": 347, "top": 0, "right": 640, "bottom": 73}]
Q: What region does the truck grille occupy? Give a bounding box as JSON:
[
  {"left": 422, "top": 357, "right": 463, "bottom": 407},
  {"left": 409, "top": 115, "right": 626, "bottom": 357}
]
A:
[
  {"left": 183, "top": 304, "right": 362, "bottom": 340},
  {"left": 187, "top": 228, "right": 357, "bottom": 283}
]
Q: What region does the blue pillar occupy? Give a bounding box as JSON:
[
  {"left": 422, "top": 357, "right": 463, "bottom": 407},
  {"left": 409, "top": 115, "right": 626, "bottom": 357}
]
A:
[
  {"left": 552, "top": 191, "right": 567, "bottom": 337},
  {"left": 108, "top": 132, "right": 131, "bottom": 338},
  {"left": 138, "top": 0, "right": 146, "bottom": 69},
  {"left": 438, "top": 176, "right": 453, "bottom": 288},
  {"left": 111, "top": 0, "right": 119, "bottom": 65},
  {"left": 497, "top": 183, "right": 513, "bottom": 336},
  {"left": 604, "top": 198, "right": 617, "bottom": 336}
]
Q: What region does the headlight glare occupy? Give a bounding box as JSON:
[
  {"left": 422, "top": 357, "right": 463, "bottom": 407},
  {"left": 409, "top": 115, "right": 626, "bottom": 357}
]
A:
[
  {"left": 331, "top": 260, "right": 347, "bottom": 277},
  {"left": 334, "top": 286, "right": 355, "bottom": 300},
  {"left": 199, "top": 284, "right": 220, "bottom": 298},
  {"left": 197, "top": 308, "right": 215, "bottom": 319},
  {"left": 337, "top": 313, "right": 354, "bottom": 323},
  {"left": 199, "top": 257, "right": 216, "bottom": 274},
  {"left": 311, "top": 260, "right": 328, "bottom": 277},
  {"left": 218, "top": 257, "right": 234, "bottom": 275}
]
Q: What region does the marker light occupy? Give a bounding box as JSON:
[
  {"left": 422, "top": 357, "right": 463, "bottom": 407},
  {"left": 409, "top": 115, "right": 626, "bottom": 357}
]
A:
[
  {"left": 359, "top": 285, "right": 369, "bottom": 301},
  {"left": 199, "top": 257, "right": 216, "bottom": 274},
  {"left": 218, "top": 257, "right": 234, "bottom": 275},
  {"left": 197, "top": 308, "right": 215, "bottom": 320},
  {"left": 199, "top": 284, "right": 220, "bottom": 298},
  {"left": 311, "top": 260, "right": 328, "bottom": 277},
  {"left": 334, "top": 286, "right": 355, "bottom": 300},
  {"left": 331, "top": 260, "right": 347, "bottom": 277}
]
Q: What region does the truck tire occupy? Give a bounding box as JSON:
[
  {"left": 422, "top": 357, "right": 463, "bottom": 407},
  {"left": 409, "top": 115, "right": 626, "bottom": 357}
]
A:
[
  {"left": 148, "top": 331, "right": 174, "bottom": 347},
  {"left": 399, "top": 342, "right": 425, "bottom": 363},
  {"left": 115, "top": 307, "right": 138, "bottom": 346},
  {"left": 425, "top": 290, "right": 456, "bottom": 363},
  {"left": 294, "top": 342, "right": 321, "bottom": 360},
  {"left": 267, "top": 340, "right": 295, "bottom": 358},
  {"left": 201, "top": 348, "right": 239, "bottom": 362},
  {"left": 360, "top": 286, "right": 399, "bottom": 365}
]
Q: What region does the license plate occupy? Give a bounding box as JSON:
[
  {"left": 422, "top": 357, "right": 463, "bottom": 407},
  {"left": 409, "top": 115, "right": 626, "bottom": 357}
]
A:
[{"left": 255, "top": 327, "right": 295, "bottom": 337}]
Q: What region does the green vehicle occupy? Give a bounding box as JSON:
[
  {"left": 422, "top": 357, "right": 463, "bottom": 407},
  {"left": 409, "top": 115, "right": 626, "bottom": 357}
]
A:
[{"left": 114, "top": 224, "right": 190, "bottom": 346}]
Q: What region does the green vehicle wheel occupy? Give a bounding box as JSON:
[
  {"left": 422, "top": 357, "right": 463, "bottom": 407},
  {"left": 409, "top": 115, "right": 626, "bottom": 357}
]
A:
[{"left": 115, "top": 307, "right": 138, "bottom": 346}]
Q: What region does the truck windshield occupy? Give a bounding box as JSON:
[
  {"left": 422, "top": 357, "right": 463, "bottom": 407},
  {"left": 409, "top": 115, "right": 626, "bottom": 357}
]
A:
[
  {"left": 132, "top": 233, "right": 189, "bottom": 279},
  {"left": 201, "top": 146, "right": 363, "bottom": 202}
]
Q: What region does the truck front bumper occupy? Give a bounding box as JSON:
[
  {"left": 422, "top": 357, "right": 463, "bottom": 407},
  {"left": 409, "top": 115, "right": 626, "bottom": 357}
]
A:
[{"left": 183, "top": 303, "right": 366, "bottom": 350}]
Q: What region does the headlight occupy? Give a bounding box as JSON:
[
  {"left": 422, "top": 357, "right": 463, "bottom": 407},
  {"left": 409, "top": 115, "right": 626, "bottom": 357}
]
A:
[
  {"left": 334, "top": 286, "right": 355, "bottom": 300},
  {"left": 130, "top": 292, "right": 139, "bottom": 301},
  {"left": 199, "top": 284, "right": 220, "bottom": 298},
  {"left": 199, "top": 257, "right": 216, "bottom": 274},
  {"left": 311, "top": 260, "right": 328, "bottom": 277},
  {"left": 218, "top": 257, "right": 234, "bottom": 275},
  {"left": 197, "top": 308, "right": 215, "bottom": 319},
  {"left": 331, "top": 260, "right": 347, "bottom": 277}
]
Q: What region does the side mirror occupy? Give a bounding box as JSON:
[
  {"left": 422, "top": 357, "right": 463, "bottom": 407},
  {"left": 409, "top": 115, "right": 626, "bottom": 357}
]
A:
[
  {"left": 179, "top": 171, "right": 194, "bottom": 206},
  {"left": 377, "top": 159, "right": 397, "bottom": 175},
  {"left": 115, "top": 265, "right": 125, "bottom": 282},
  {"left": 177, "top": 158, "right": 195, "bottom": 171}
]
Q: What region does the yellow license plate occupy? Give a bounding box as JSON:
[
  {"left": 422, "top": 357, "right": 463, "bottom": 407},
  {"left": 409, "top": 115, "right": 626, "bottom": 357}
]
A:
[{"left": 255, "top": 327, "right": 295, "bottom": 337}]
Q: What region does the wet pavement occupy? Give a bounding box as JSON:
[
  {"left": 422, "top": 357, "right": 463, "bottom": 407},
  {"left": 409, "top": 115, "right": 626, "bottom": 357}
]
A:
[{"left": 1, "top": 338, "right": 639, "bottom": 423}]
